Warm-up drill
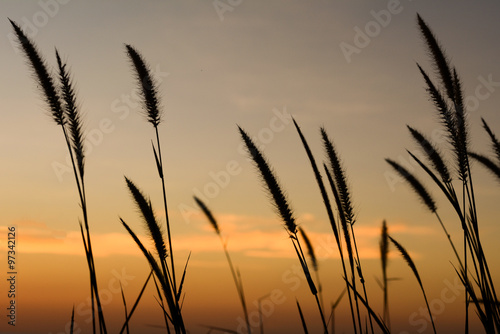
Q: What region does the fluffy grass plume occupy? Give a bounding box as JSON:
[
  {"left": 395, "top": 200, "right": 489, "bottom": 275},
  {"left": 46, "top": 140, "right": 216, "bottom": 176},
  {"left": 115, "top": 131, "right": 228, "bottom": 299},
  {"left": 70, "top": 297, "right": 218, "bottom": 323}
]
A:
[
  {"left": 238, "top": 126, "right": 297, "bottom": 234},
  {"left": 482, "top": 118, "right": 500, "bottom": 164},
  {"left": 239, "top": 125, "right": 328, "bottom": 332},
  {"left": 299, "top": 227, "right": 318, "bottom": 271},
  {"left": 322, "top": 128, "right": 376, "bottom": 333},
  {"left": 125, "top": 177, "right": 167, "bottom": 261},
  {"left": 469, "top": 119, "right": 500, "bottom": 182},
  {"left": 119, "top": 216, "right": 185, "bottom": 333},
  {"left": 292, "top": 118, "right": 356, "bottom": 333},
  {"left": 386, "top": 158, "right": 437, "bottom": 213},
  {"left": 10, "top": 20, "right": 107, "bottom": 333},
  {"left": 417, "top": 14, "right": 454, "bottom": 101},
  {"left": 125, "top": 44, "right": 161, "bottom": 127},
  {"left": 56, "top": 50, "right": 85, "bottom": 180},
  {"left": 407, "top": 126, "right": 451, "bottom": 184},
  {"left": 417, "top": 15, "right": 468, "bottom": 182},
  {"left": 194, "top": 196, "right": 220, "bottom": 235},
  {"left": 9, "top": 19, "right": 65, "bottom": 125},
  {"left": 321, "top": 127, "right": 354, "bottom": 225},
  {"left": 125, "top": 44, "right": 180, "bottom": 298},
  {"left": 469, "top": 152, "right": 500, "bottom": 182}
]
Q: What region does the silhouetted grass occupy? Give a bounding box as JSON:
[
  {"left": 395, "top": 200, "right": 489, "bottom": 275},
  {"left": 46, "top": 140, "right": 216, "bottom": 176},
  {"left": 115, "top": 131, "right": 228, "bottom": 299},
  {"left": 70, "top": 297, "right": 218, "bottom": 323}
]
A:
[
  {"left": 239, "top": 126, "right": 328, "bottom": 333},
  {"left": 388, "top": 235, "right": 436, "bottom": 334},
  {"left": 194, "top": 196, "right": 251, "bottom": 333},
  {"left": 387, "top": 14, "right": 500, "bottom": 333},
  {"left": 10, "top": 11, "right": 500, "bottom": 334},
  {"left": 10, "top": 19, "right": 107, "bottom": 334},
  {"left": 120, "top": 45, "right": 187, "bottom": 334},
  {"left": 380, "top": 220, "right": 390, "bottom": 330}
]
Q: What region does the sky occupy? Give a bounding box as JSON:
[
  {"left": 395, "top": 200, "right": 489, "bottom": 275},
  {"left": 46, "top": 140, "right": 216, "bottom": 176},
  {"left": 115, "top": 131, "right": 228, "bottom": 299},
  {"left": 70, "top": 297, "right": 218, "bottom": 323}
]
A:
[{"left": 1, "top": 1, "right": 500, "bottom": 333}]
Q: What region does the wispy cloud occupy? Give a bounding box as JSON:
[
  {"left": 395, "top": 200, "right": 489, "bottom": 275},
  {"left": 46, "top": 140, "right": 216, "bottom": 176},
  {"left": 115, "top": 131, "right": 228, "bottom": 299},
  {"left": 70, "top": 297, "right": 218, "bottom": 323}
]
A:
[{"left": 2, "top": 215, "right": 435, "bottom": 260}]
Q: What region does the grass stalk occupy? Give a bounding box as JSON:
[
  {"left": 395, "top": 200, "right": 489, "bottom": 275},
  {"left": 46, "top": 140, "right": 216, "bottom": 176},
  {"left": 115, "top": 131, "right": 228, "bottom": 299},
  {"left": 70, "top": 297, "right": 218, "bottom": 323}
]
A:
[
  {"left": 125, "top": 44, "right": 178, "bottom": 297},
  {"left": 291, "top": 118, "right": 357, "bottom": 333},
  {"left": 238, "top": 125, "right": 328, "bottom": 334},
  {"left": 299, "top": 227, "right": 324, "bottom": 312},
  {"left": 388, "top": 235, "right": 437, "bottom": 334},
  {"left": 119, "top": 271, "right": 154, "bottom": 334},
  {"left": 322, "top": 128, "right": 373, "bottom": 333},
  {"left": 121, "top": 177, "right": 185, "bottom": 333},
  {"left": 10, "top": 20, "right": 107, "bottom": 333},
  {"left": 194, "top": 196, "right": 251, "bottom": 334},
  {"left": 329, "top": 289, "right": 346, "bottom": 334},
  {"left": 413, "top": 15, "right": 499, "bottom": 332},
  {"left": 120, "top": 282, "right": 130, "bottom": 334},
  {"left": 379, "top": 220, "right": 390, "bottom": 330}
]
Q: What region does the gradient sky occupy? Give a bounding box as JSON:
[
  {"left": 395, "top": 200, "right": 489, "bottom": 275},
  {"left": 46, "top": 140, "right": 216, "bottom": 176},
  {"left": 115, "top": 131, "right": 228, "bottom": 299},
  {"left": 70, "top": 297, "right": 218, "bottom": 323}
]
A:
[{"left": 1, "top": 1, "right": 500, "bottom": 333}]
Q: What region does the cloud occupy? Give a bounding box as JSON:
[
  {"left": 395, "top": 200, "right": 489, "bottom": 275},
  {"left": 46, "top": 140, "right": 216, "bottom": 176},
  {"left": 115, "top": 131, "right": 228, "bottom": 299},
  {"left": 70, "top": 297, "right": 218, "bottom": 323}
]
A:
[{"left": 2, "top": 215, "right": 434, "bottom": 260}]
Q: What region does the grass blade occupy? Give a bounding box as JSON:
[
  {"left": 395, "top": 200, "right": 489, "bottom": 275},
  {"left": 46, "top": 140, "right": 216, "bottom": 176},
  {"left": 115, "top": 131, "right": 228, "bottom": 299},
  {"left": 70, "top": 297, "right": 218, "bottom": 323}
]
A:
[
  {"left": 344, "top": 280, "right": 390, "bottom": 334},
  {"left": 70, "top": 306, "right": 75, "bottom": 334},
  {"left": 380, "top": 220, "right": 390, "bottom": 329},
  {"left": 389, "top": 235, "right": 437, "bottom": 334},
  {"left": 119, "top": 271, "right": 153, "bottom": 334},
  {"left": 120, "top": 282, "right": 130, "bottom": 334},
  {"left": 194, "top": 196, "right": 250, "bottom": 333},
  {"left": 176, "top": 252, "right": 191, "bottom": 303},
  {"left": 296, "top": 300, "right": 309, "bottom": 334}
]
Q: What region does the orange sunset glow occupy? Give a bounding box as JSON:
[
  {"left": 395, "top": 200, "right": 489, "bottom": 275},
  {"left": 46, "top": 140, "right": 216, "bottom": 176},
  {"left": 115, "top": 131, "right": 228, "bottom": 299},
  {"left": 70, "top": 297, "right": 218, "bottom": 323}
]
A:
[{"left": 1, "top": 1, "right": 500, "bottom": 334}]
